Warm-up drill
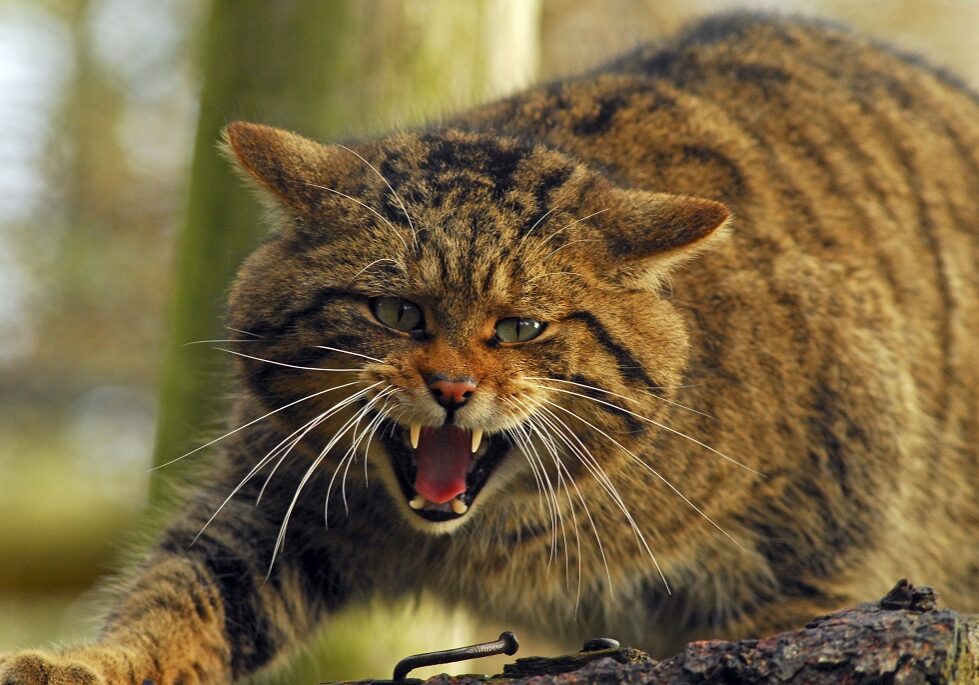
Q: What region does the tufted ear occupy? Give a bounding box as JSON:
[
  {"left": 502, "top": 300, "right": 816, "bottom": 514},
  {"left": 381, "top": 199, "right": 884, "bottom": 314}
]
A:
[
  {"left": 222, "top": 121, "right": 357, "bottom": 218},
  {"left": 581, "top": 185, "right": 732, "bottom": 287}
]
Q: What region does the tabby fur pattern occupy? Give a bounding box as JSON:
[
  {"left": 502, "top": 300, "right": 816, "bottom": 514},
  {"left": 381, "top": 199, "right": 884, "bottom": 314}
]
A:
[{"left": 3, "top": 13, "right": 978, "bottom": 685}]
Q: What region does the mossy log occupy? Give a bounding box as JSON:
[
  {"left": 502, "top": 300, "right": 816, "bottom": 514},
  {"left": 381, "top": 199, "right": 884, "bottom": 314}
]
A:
[{"left": 340, "top": 581, "right": 979, "bottom": 685}]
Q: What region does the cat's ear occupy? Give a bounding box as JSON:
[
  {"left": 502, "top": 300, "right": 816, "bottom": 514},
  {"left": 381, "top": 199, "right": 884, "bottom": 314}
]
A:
[
  {"left": 222, "top": 121, "right": 355, "bottom": 217},
  {"left": 584, "top": 187, "right": 731, "bottom": 286}
]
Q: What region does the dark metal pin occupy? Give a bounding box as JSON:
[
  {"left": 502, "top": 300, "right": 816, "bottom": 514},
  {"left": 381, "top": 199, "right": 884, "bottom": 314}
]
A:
[
  {"left": 582, "top": 637, "right": 620, "bottom": 651},
  {"left": 392, "top": 631, "right": 519, "bottom": 681}
]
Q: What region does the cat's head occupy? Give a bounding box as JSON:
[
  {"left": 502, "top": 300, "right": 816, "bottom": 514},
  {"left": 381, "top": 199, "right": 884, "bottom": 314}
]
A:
[{"left": 223, "top": 122, "right": 730, "bottom": 534}]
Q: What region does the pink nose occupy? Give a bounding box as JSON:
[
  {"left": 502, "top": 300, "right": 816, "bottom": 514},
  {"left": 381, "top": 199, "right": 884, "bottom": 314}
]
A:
[{"left": 428, "top": 377, "right": 477, "bottom": 408}]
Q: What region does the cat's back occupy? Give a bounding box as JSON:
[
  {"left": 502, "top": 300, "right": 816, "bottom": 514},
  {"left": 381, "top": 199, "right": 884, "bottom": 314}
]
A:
[
  {"left": 472, "top": 12, "right": 979, "bottom": 237},
  {"left": 462, "top": 12, "right": 979, "bottom": 617},
  {"left": 630, "top": 14, "right": 979, "bottom": 611}
]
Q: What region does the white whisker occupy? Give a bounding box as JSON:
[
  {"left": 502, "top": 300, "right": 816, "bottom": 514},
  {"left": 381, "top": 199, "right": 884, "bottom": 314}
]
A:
[
  {"left": 150, "top": 382, "right": 367, "bottom": 471},
  {"left": 336, "top": 143, "right": 417, "bottom": 242},
  {"left": 302, "top": 181, "right": 409, "bottom": 253},
  {"left": 193, "top": 407, "right": 334, "bottom": 544},
  {"left": 360, "top": 394, "right": 398, "bottom": 484},
  {"left": 506, "top": 417, "right": 563, "bottom": 571},
  {"left": 526, "top": 375, "right": 716, "bottom": 421},
  {"left": 181, "top": 338, "right": 262, "bottom": 346},
  {"left": 531, "top": 383, "right": 758, "bottom": 474},
  {"left": 542, "top": 398, "right": 746, "bottom": 553},
  {"left": 346, "top": 258, "right": 404, "bottom": 286},
  {"left": 512, "top": 396, "right": 618, "bottom": 598},
  {"left": 256, "top": 382, "right": 382, "bottom": 505},
  {"left": 526, "top": 208, "right": 610, "bottom": 260},
  {"left": 314, "top": 345, "right": 385, "bottom": 364},
  {"left": 214, "top": 348, "right": 364, "bottom": 373},
  {"left": 268, "top": 385, "right": 387, "bottom": 577},
  {"left": 517, "top": 406, "right": 583, "bottom": 602},
  {"left": 503, "top": 427, "right": 549, "bottom": 518},
  {"left": 326, "top": 388, "right": 395, "bottom": 523},
  {"left": 517, "top": 206, "right": 558, "bottom": 248},
  {"left": 533, "top": 400, "right": 668, "bottom": 594}
]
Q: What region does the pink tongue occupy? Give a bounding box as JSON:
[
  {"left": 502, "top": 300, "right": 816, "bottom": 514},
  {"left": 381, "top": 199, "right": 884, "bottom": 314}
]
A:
[{"left": 414, "top": 425, "right": 471, "bottom": 504}]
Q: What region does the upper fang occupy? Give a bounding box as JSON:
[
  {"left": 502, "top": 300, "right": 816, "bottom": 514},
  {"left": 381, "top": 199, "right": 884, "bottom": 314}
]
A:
[
  {"left": 410, "top": 423, "right": 421, "bottom": 449},
  {"left": 471, "top": 429, "right": 483, "bottom": 453}
]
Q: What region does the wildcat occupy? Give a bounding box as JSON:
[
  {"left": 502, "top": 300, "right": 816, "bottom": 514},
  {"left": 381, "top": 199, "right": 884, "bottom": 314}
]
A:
[{"left": 2, "top": 12, "right": 978, "bottom": 685}]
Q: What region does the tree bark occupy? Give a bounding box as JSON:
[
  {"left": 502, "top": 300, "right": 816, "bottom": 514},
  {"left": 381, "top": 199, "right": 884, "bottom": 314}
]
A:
[
  {"left": 373, "top": 581, "right": 979, "bottom": 685},
  {"left": 150, "top": 0, "right": 362, "bottom": 504}
]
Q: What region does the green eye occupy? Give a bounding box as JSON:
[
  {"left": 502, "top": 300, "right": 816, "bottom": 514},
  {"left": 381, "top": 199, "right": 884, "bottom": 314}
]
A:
[
  {"left": 371, "top": 297, "right": 424, "bottom": 332},
  {"left": 495, "top": 317, "right": 546, "bottom": 343}
]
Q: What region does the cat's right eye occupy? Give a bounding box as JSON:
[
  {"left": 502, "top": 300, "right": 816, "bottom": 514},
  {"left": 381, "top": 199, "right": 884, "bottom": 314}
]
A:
[
  {"left": 370, "top": 297, "right": 424, "bottom": 332},
  {"left": 494, "top": 317, "right": 546, "bottom": 343}
]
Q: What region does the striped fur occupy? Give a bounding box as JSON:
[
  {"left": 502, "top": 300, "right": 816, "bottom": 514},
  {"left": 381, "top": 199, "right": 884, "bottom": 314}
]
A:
[{"left": 4, "top": 13, "right": 978, "bottom": 684}]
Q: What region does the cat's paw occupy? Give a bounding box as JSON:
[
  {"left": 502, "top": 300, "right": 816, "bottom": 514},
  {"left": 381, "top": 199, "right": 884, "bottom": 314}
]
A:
[{"left": 0, "top": 651, "right": 106, "bottom": 685}]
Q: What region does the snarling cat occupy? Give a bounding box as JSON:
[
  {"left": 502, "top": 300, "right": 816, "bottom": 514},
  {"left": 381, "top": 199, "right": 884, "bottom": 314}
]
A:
[{"left": 3, "top": 13, "right": 978, "bottom": 685}]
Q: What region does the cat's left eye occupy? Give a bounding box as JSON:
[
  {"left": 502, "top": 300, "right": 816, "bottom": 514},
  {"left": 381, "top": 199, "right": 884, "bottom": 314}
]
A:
[
  {"left": 495, "top": 317, "right": 546, "bottom": 343},
  {"left": 371, "top": 297, "right": 424, "bottom": 332}
]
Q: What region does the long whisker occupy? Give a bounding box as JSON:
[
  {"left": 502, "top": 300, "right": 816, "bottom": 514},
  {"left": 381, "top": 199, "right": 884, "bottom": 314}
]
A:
[
  {"left": 193, "top": 406, "right": 334, "bottom": 544},
  {"left": 150, "top": 382, "right": 367, "bottom": 471},
  {"left": 530, "top": 383, "right": 758, "bottom": 474},
  {"left": 302, "top": 181, "right": 409, "bottom": 254},
  {"left": 506, "top": 418, "right": 564, "bottom": 571},
  {"left": 326, "top": 388, "right": 395, "bottom": 524},
  {"left": 360, "top": 394, "right": 399, "bottom": 484},
  {"left": 336, "top": 143, "right": 417, "bottom": 241},
  {"left": 313, "top": 346, "right": 385, "bottom": 364},
  {"left": 256, "top": 382, "right": 382, "bottom": 505},
  {"left": 537, "top": 403, "right": 667, "bottom": 593},
  {"left": 341, "top": 389, "right": 397, "bottom": 505},
  {"left": 542, "top": 397, "right": 746, "bottom": 553},
  {"left": 195, "top": 381, "right": 381, "bottom": 543},
  {"left": 215, "top": 348, "right": 364, "bottom": 373},
  {"left": 516, "top": 406, "right": 583, "bottom": 601},
  {"left": 517, "top": 206, "right": 558, "bottom": 248},
  {"left": 268, "top": 388, "right": 385, "bottom": 576},
  {"left": 526, "top": 208, "right": 610, "bottom": 260},
  {"left": 181, "top": 338, "right": 262, "bottom": 346},
  {"left": 526, "top": 375, "right": 716, "bottom": 421},
  {"left": 346, "top": 258, "right": 404, "bottom": 287},
  {"left": 512, "top": 396, "right": 616, "bottom": 598},
  {"left": 502, "top": 427, "right": 549, "bottom": 519}
]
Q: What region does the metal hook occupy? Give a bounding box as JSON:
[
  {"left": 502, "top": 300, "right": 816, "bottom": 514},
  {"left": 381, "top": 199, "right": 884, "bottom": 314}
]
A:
[{"left": 392, "top": 631, "right": 519, "bottom": 681}]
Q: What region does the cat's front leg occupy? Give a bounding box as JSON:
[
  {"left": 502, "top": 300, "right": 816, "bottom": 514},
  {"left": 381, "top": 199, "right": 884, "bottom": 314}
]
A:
[
  {"left": 0, "top": 645, "right": 148, "bottom": 685},
  {"left": 0, "top": 489, "right": 342, "bottom": 684},
  {"left": 0, "top": 553, "right": 235, "bottom": 684}
]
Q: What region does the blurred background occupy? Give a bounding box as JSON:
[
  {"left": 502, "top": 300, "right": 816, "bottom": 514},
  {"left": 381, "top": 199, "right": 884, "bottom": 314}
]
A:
[{"left": 1, "top": 0, "right": 976, "bottom": 682}]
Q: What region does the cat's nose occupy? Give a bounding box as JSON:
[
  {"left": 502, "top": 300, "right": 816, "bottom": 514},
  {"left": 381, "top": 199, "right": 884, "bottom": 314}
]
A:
[{"left": 426, "top": 375, "right": 478, "bottom": 408}]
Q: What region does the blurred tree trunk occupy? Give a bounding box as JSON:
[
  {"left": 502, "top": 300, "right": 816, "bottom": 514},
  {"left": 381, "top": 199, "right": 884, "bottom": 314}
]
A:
[
  {"left": 152, "top": 0, "right": 542, "bottom": 503},
  {"left": 151, "top": 0, "right": 358, "bottom": 504},
  {"left": 151, "top": 3, "right": 541, "bottom": 679}
]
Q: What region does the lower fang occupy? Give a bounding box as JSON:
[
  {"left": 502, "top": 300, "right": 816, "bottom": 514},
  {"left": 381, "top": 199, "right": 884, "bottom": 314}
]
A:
[
  {"left": 409, "top": 496, "right": 425, "bottom": 510},
  {"left": 451, "top": 499, "right": 469, "bottom": 514}
]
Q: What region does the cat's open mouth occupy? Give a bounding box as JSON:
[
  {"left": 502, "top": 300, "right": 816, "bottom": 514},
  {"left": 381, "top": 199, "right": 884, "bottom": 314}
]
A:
[{"left": 381, "top": 424, "right": 509, "bottom": 522}]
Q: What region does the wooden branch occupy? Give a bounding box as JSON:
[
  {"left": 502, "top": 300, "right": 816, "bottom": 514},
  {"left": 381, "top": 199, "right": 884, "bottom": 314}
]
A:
[{"left": 348, "top": 581, "right": 979, "bottom": 685}]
